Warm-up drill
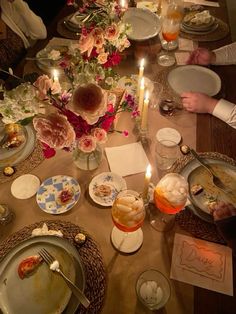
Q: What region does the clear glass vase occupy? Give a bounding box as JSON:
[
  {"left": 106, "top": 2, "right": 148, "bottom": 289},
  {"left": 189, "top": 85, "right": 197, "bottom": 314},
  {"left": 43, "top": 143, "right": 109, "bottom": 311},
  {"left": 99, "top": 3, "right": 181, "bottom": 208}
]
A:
[{"left": 73, "top": 144, "right": 103, "bottom": 170}]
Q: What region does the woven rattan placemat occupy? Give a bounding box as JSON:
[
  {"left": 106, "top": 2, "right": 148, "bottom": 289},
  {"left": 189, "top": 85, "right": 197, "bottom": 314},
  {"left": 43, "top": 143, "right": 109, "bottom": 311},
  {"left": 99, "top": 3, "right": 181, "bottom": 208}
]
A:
[
  {"left": 0, "top": 141, "right": 45, "bottom": 184},
  {"left": 0, "top": 220, "right": 106, "bottom": 314},
  {"left": 175, "top": 208, "right": 226, "bottom": 244},
  {"left": 172, "top": 152, "right": 236, "bottom": 244},
  {"left": 180, "top": 18, "right": 229, "bottom": 42}
]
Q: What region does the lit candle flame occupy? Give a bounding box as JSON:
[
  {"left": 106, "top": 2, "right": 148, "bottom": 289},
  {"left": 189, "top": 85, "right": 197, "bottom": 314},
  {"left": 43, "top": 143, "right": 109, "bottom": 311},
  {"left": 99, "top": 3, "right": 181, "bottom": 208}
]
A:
[
  {"left": 52, "top": 69, "right": 59, "bottom": 82},
  {"left": 146, "top": 164, "right": 152, "bottom": 178},
  {"left": 140, "top": 58, "right": 145, "bottom": 68}
]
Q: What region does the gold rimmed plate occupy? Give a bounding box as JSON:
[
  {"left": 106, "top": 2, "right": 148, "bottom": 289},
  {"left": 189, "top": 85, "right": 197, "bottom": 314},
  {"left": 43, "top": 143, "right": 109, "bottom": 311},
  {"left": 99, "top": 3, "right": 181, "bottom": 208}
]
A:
[{"left": 0, "top": 235, "right": 85, "bottom": 314}]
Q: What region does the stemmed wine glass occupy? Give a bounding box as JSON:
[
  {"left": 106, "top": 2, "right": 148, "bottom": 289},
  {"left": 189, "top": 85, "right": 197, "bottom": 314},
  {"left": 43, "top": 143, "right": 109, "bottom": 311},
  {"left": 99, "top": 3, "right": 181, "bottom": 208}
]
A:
[
  {"left": 158, "top": 3, "right": 183, "bottom": 67},
  {"left": 111, "top": 190, "right": 146, "bottom": 253},
  {"left": 149, "top": 173, "right": 188, "bottom": 231}
]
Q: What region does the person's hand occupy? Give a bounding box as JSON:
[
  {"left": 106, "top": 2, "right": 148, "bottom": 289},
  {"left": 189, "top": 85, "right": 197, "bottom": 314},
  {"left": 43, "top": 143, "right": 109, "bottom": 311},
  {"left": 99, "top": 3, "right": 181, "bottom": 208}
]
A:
[
  {"left": 181, "top": 92, "right": 218, "bottom": 114},
  {"left": 187, "top": 47, "right": 216, "bottom": 65},
  {"left": 209, "top": 201, "right": 236, "bottom": 221}
]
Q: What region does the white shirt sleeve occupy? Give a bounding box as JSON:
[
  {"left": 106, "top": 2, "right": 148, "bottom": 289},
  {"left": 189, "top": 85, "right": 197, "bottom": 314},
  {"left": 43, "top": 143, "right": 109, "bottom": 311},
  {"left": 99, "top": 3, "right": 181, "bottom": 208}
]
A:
[
  {"left": 212, "top": 99, "right": 236, "bottom": 129},
  {"left": 12, "top": 0, "right": 47, "bottom": 40},
  {"left": 212, "top": 42, "right": 236, "bottom": 65}
]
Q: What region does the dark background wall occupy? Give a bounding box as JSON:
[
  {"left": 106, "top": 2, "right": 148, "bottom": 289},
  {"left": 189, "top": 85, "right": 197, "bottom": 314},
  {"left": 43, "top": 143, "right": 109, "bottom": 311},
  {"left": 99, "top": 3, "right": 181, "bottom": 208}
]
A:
[{"left": 25, "top": 0, "right": 65, "bottom": 25}]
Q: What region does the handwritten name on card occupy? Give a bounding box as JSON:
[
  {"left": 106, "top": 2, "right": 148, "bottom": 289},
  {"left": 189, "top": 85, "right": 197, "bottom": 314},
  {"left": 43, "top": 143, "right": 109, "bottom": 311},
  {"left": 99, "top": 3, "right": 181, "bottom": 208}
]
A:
[
  {"left": 170, "top": 233, "right": 233, "bottom": 296},
  {"left": 179, "top": 240, "right": 225, "bottom": 281}
]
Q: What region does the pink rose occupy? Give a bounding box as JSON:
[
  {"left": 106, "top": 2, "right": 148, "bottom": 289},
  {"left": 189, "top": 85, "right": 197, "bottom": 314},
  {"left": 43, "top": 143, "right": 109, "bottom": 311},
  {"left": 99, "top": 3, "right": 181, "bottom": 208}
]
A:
[
  {"left": 97, "top": 51, "right": 108, "bottom": 64},
  {"left": 105, "top": 24, "right": 119, "bottom": 41},
  {"left": 78, "top": 135, "right": 97, "bottom": 153},
  {"left": 34, "top": 74, "right": 53, "bottom": 100},
  {"left": 33, "top": 113, "right": 76, "bottom": 149},
  {"left": 66, "top": 0, "right": 75, "bottom": 5},
  {"left": 79, "top": 32, "right": 95, "bottom": 56},
  {"left": 91, "top": 128, "right": 107, "bottom": 143},
  {"left": 51, "top": 81, "right": 62, "bottom": 95}
]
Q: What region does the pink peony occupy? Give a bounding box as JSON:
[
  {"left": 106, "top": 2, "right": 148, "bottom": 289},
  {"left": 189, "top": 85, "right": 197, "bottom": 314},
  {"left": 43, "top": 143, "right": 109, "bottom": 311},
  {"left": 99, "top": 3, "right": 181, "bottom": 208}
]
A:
[
  {"left": 34, "top": 74, "right": 53, "bottom": 100},
  {"left": 33, "top": 113, "right": 76, "bottom": 149},
  {"left": 78, "top": 135, "right": 97, "bottom": 153},
  {"left": 91, "top": 128, "right": 107, "bottom": 143}
]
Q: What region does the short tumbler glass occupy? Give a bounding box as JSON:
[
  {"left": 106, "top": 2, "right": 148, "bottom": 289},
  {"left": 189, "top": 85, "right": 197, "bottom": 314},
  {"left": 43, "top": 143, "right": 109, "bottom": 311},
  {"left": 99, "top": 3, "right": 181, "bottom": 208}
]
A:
[{"left": 136, "top": 269, "right": 171, "bottom": 310}]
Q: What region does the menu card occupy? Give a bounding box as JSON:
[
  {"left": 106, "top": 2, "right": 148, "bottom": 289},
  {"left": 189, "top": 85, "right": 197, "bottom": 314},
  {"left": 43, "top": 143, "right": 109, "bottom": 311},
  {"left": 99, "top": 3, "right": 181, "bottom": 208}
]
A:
[{"left": 170, "top": 233, "right": 233, "bottom": 296}]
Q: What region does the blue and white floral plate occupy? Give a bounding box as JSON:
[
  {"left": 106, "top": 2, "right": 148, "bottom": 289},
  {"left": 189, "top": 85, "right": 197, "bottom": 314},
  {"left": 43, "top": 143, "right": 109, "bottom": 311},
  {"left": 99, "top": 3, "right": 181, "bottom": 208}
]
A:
[
  {"left": 36, "top": 175, "right": 81, "bottom": 214},
  {"left": 117, "top": 75, "right": 154, "bottom": 97},
  {"left": 89, "top": 172, "right": 127, "bottom": 207}
]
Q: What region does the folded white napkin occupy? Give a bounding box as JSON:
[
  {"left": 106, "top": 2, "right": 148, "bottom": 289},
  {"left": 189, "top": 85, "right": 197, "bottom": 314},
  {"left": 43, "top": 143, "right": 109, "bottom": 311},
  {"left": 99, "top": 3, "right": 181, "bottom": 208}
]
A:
[
  {"left": 105, "top": 142, "right": 150, "bottom": 177},
  {"left": 191, "top": 10, "right": 212, "bottom": 24},
  {"left": 31, "top": 223, "right": 63, "bottom": 237}
]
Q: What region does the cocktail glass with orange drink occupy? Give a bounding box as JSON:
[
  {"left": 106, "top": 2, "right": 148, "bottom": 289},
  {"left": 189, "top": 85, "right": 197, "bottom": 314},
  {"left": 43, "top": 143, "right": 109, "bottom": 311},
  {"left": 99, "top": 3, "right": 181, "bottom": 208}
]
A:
[
  {"left": 150, "top": 173, "right": 188, "bottom": 231},
  {"left": 111, "top": 190, "right": 146, "bottom": 253},
  {"left": 158, "top": 3, "right": 183, "bottom": 66}
]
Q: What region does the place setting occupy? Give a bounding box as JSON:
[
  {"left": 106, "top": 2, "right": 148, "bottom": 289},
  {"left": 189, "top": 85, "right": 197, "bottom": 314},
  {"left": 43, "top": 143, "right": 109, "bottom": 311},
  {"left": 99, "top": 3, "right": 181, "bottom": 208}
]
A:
[
  {"left": 180, "top": 6, "right": 229, "bottom": 42},
  {"left": 0, "top": 220, "right": 106, "bottom": 314}
]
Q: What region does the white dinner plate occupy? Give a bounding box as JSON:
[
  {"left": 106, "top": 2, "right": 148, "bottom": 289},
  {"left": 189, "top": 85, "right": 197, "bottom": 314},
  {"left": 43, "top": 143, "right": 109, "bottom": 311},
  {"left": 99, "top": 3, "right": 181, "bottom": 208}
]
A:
[
  {"left": 89, "top": 172, "right": 127, "bottom": 207},
  {"left": 167, "top": 65, "right": 221, "bottom": 96},
  {"left": 36, "top": 175, "right": 81, "bottom": 214},
  {"left": 123, "top": 8, "right": 161, "bottom": 41},
  {"left": 0, "top": 124, "right": 36, "bottom": 169},
  {"left": 0, "top": 236, "right": 85, "bottom": 314}
]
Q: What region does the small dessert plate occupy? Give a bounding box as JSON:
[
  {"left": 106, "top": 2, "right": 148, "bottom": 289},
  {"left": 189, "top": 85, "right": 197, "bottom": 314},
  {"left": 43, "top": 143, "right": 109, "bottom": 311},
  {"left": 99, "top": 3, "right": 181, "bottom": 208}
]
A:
[
  {"left": 36, "top": 175, "right": 81, "bottom": 214},
  {"left": 89, "top": 172, "right": 127, "bottom": 207},
  {"left": 156, "top": 128, "right": 181, "bottom": 146},
  {"left": 11, "top": 174, "right": 40, "bottom": 199}
]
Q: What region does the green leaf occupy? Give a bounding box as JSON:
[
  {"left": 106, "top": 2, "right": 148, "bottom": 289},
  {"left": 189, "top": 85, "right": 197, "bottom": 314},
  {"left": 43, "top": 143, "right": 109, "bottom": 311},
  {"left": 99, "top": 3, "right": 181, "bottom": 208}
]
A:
[{"left": 19, "top": 116, "right": 34, "bottom": 125}]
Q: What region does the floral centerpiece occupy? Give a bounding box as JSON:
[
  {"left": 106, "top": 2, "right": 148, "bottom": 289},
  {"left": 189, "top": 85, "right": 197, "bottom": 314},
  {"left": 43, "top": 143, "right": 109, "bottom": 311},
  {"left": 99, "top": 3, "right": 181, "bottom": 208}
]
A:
[
  {"left": 0, "top": 0, "right": 136, "bottom": 170},
  {"left": 59, "top": 0, "right": 131, "bottom": 88}
]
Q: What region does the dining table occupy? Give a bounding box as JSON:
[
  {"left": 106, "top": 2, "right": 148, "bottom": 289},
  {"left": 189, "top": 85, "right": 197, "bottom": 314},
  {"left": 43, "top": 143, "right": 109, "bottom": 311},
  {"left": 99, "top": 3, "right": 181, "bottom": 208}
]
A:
[{"left": 0, "top": 1, "right": 235, "bottom": 314}]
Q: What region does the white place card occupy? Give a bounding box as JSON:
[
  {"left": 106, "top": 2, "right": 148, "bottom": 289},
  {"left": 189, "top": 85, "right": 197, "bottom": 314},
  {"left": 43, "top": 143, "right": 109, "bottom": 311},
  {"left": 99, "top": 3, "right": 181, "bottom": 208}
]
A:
[
  {"left": 170, "top": 233, "right": 233, "bottom": 296},
  {"left": 178, "top": 38, "right": 197, "bottom": 51},
  {"left": 175, "top": 52, "right": 190, "bottom": 65}
]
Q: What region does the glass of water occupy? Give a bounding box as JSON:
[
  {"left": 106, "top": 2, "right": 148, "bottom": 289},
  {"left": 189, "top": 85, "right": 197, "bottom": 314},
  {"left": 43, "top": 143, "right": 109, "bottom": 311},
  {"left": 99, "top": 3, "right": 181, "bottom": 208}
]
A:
[{"left": 155, "top": 139, "right": 179, "bottom": 171}]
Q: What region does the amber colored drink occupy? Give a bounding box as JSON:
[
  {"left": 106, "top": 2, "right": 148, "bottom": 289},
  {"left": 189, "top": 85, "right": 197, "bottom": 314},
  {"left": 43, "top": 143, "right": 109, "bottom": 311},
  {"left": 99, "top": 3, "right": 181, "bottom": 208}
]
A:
[
  {"left": 162, "top": 31, "right": 179, "bottom": 42},
  {"left": 154, "top": 173, "right": 188, "bottom": 215},
  {"left": 111, "top": 190, "right": 145, "bottom": 232}
]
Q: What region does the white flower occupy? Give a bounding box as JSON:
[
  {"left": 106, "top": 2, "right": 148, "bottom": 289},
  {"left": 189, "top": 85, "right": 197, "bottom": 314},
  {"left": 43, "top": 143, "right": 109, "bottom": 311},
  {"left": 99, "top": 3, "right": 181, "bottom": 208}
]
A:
[{"left": 48, "top": 49, "right": 61, "bottom": 60}]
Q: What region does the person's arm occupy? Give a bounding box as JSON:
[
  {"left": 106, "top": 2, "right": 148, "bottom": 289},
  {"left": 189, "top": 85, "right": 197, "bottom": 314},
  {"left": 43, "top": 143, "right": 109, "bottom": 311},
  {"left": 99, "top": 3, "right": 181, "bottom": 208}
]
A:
[
  {"left": 187, "top": 42, "right": 236, "bottom": 65},
  {"left": 181, "top": 92, "right": 236, "bottom": 129},
  {"left": 212, "top": 99, "right": 236, "bottom": 129},
  {"left": 212, "top": 42, "right": 236, "bottom": 65},
  {"left": 4, "top": 0, "right": 47, "bottom": 39}
]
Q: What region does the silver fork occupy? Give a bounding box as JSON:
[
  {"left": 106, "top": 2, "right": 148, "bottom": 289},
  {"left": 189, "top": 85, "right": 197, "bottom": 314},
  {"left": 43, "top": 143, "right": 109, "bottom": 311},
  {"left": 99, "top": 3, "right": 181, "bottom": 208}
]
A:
[
  {"left": 39, "top": 248, "right": 90, "bottom": 309},
  {"left": 180, "top": 145, "right": 231, "bottom": 194}
]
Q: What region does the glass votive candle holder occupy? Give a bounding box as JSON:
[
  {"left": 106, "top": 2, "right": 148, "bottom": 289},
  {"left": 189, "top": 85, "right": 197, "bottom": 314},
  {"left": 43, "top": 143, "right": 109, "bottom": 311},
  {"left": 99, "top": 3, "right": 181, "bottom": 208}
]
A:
[{"left": 136, "top": 269, "right": 171, "bottom": 310}]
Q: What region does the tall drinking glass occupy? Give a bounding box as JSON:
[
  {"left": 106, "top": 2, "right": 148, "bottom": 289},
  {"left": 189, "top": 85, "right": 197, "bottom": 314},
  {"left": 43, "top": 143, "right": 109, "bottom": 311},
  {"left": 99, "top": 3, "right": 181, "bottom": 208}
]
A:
[
  {"left": 111, "top": 190, "right": 145, "bottom": 253},
  {"left": 150, "top": 173, "right": 188, "bottom": 231},
  {"left": 158, "top": 3, "right": 183, "bottom": 66}
]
